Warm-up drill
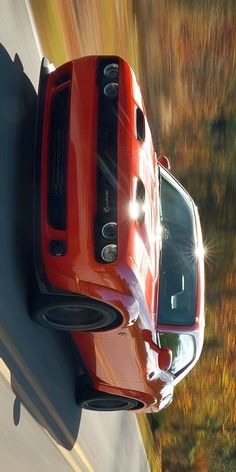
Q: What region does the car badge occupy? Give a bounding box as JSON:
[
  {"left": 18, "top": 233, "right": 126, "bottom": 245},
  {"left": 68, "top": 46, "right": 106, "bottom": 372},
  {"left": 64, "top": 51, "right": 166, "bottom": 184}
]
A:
[{"left": 103, "top": 190, "right": 111, "bottom": 213}]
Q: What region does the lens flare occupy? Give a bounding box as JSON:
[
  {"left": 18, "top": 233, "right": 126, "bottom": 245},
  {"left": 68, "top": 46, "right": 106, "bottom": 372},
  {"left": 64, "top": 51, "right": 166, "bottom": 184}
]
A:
[
  {"left": 129, "top": 201, "right": 140, "bottom": 220},
  {"left": 195, "top": 244, "right": 206, "bottom": 259},
  {"left": 197, "top": 236, "right": 219, "bottom": 269}
]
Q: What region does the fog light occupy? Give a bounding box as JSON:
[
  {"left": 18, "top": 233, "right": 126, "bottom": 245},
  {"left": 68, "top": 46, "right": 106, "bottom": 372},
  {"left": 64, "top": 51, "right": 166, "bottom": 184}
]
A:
[
  {"left": 101, "top": 244, "right": 117, "bottom": 263},
  {"left": 103, "top": 63, "right": 119, "bottom": 79},
  {"left": 102, "top": 222, "right": 117, "bottom": 240},
  {"left": 50, "top": 240, "right": 66, "bottom": 256},
  {"left": 103, "top": 83, "right": 118, "bottom": 98}
]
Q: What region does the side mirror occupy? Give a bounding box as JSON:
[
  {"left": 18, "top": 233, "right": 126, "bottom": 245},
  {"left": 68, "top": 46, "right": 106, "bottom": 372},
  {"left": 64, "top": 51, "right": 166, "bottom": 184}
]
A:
[
  {"left": 158, "top": 348, "right": 172, "bottom": 371},
  {"left": 157, "top": 154, "right": 171, "bottom": 170},
  {"left": 142, "top": 329, "right": 153, "bottom": 344},
  {"left": 142, "top": 329, "right": 172, "bottom": 371}
]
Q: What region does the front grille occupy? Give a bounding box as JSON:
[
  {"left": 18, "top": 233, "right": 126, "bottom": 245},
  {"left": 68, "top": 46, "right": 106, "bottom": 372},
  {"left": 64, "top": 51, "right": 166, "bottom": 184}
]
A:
[
  {"left": 95, "top": 58, "right": 119, "bottom": 262},
  {"left": 48, "top": 87, "right": 69, "bottom": 230}
]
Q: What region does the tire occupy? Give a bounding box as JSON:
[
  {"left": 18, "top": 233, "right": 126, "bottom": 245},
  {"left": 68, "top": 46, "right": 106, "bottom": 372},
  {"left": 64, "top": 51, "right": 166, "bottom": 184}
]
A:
[
  {"left": 77, "top": 387, "right": 141, "bottom": 412},
  {"left": 30, "top": 294, "right": 123, "bottom": 331}
]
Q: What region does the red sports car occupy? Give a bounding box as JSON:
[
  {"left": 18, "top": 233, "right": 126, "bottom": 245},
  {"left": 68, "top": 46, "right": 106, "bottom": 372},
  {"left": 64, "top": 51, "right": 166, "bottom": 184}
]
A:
[{"left": 31, "top": 56, "right": 205, "bottom": 412}]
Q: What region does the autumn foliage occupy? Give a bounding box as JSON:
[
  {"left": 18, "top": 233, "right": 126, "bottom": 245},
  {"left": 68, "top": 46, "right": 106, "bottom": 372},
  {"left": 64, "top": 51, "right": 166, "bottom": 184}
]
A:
[{"left": 134, "top": 1, "right": 236, "bottom": 470}]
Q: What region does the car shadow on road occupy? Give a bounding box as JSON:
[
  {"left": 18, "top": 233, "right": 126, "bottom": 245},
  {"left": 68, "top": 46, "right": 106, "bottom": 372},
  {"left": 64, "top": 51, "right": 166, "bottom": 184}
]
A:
[{"left": 0, "top": 44, "right": 82, "bottom": 450}]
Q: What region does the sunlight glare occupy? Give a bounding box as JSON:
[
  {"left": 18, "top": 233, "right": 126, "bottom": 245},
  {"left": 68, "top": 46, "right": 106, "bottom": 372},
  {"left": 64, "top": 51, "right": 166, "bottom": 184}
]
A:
[
  {"left": 195, "top": 244, "right": 206, "bottom": 259},
  {"left": 129, "top": 201, "right": 140, "bottom": 220}
]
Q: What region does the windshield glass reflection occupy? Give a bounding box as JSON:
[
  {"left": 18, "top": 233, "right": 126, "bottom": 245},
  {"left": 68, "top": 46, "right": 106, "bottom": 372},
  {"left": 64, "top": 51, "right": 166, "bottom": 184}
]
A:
[{"left": 158, "top": 168, "right": 197, "bottom": 325}]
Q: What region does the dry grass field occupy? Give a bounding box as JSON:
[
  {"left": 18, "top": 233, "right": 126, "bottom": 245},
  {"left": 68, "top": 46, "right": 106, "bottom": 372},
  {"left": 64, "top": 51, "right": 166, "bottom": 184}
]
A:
[{"left": 30, "top": 0, "right": 140, "bottom": 71}]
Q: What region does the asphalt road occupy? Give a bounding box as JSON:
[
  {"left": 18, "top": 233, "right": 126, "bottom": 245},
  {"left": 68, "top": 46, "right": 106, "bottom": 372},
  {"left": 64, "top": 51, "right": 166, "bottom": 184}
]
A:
[{"left": 0, "top": 1, "right": 150, "bottom": 471}]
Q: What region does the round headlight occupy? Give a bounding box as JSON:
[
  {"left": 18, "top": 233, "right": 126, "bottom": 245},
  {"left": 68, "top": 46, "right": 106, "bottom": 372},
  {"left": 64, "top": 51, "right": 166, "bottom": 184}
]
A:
[
  {"left": 102, "top": 222, "right": 117, "bottom": 240},
  {"left": 103, "top": 83, "right": 118, "bottom": 98},
  {"left": 103, "top": 63, "right": 119, "bottom": 79},
  {"left": 101, "top": 244, "right": 117, "bottom": 263}
]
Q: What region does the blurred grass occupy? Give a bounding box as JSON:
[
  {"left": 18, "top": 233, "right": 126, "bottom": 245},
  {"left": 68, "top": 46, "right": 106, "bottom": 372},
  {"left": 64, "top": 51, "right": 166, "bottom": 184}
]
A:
[
  {"left": 133, "top": 0, "right": 236, "bottom": 170},
  {"left": 29, "top": 0, "right": 140, "bottom": 74},
  {"left": 136, "top": 413, "right": 162, "bottom": 472},
  {"left": 30, "top": 0, "right": 68, "bottom": 64}
]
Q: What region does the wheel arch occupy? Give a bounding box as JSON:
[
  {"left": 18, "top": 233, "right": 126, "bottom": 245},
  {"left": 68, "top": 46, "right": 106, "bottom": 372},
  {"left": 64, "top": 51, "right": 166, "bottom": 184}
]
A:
[
  {"left": 90, "top": 381, "right": 156, "bottom": 411},
  {"left": 79, "top": 282, "right": 141, "bottom": 329}
]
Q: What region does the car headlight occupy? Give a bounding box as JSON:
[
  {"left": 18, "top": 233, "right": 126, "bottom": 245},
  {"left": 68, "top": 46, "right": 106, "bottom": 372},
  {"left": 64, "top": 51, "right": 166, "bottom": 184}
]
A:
[
  {"left": 101, "top": 244, "right": 118, "bottom": 263},
  {"left": 103, "top": 83, "right": 118, "bottom": 98},
  {"left": 103, "top": 63, "right": 119, "bottom": 79},
  {"left": 102, "top": 222, "right": 117, "bottom": 240}
]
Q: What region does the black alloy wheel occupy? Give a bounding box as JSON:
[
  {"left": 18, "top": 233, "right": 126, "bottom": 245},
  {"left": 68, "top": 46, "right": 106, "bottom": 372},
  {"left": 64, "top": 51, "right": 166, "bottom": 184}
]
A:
[
  {"left": 30, "top": 294, "right": 123, "bottom": 331},
  {"left": 77, "top": 388, "right": 141, "bottom": 411}
]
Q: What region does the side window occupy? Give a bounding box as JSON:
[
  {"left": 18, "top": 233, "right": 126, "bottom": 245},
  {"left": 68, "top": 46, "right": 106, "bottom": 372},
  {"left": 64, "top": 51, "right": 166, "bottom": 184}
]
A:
[
  {"left": 157, "top": 332, "right": 195, "bottom": 376},
  {"left": 136, "top": 107, "right": 145, "bottom": 142}
]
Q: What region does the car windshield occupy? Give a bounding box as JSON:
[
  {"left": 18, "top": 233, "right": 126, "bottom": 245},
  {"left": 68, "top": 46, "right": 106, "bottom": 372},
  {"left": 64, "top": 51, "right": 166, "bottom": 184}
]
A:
[
  {"left": 157, "top": 167, "right": 197, "bottom": 326},
  {"left": 157, "top": 332, "right": 196, "bottom": 376}
]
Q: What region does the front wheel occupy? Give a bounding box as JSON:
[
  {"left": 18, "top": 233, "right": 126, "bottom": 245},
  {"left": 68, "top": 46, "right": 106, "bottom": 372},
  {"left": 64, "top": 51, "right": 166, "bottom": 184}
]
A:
[
  {"left": 77, "top": 387, "right": 142, "bottom": 412},
  {"left": 30, "top": 294, "right": 123, "bottom": 331}
]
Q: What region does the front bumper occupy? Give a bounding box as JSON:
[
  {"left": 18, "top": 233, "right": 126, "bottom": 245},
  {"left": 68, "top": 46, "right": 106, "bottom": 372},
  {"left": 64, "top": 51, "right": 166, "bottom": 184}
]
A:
[{"left": 36, "top": 56, "right": 157, "bottom": 329}]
